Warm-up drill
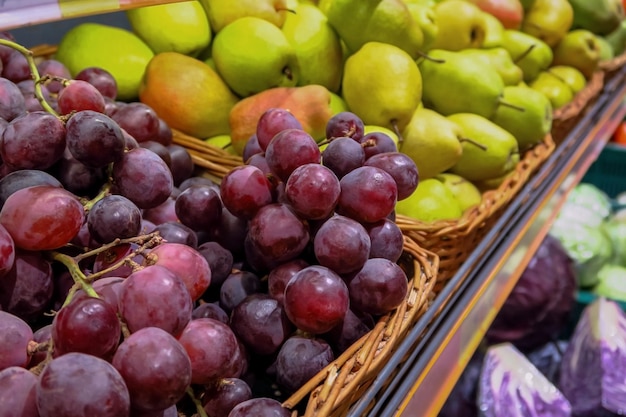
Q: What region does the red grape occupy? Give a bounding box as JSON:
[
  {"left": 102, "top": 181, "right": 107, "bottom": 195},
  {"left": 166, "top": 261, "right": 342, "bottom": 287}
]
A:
[
  {"left": 219, "top": 270, "right": 261, "bottom": 314},
  {"left": 58, "top": 80, "right": 106, "bottom": 114},
  {"left": 175, "top": 185, "right": 222, "bottom": 232},
  {"left": 192, "top": 302, "right": 229, "bottom": 324},
  {"left": 242, "top": 133, "right": 263, "bottom": 162},
  {"left": 87, "top": 194, "right": 142, "bottom": 244},
  {"left": 220, "top": 165, "right": 274, "bottom": 220},
  {"left": 65, "top": 110, "right": 126, "bottom": 168},
  {"left": 284, "top": 163, "right": 340, "bottom": 220},
  {"left": 364, "top": 152, "right": 419, "bottom": 200},
  {"left": 92, "top": 243, "right": 140, "bottom": 279},
  {"left": 166, "top": 144, "right": 194, "bottom": 186},
  {"left": 54, "top": 152, "right": 106, "bottom": 196},
  {"left": 359, "top": 131, "right": 398, "bottom": 159},
  {"left": 0, "top": 366, "right": 39, "bottom": 417},
  {"left": 197, "top": 241, "right": 234, "bottom": 289},
  {"left": 153, "top": 221, "right": 198, "bottom": 248},
  {"left": 30, "top": 324, "right": 52, "bottom": 367},
  {"left": 0, "top": 222, "right": 14, "bottom": 278},
  {"left": 203, "top": 378, "right": 252, "bottom": 417},
  {"left": 155, "top": 118, "right": 173, "bottom": 146},
  {"left": 36, "top": 58, "right": 71, "bottom": 94},
  {"left": 275, "top": 335, "right": 334, "bottom": 394},
  {"left": 267, "top": 258, "right": 309, "bottom": 304},
  {"left": 255, "top": 108, "right": 303, "bottom": 151},
  {"left": 321, "top": 136, "right": 366, "bottom": 179},
  {"left": 227, "top": 397, "right": 291, "bottom": 417},
  {"left": 264, "top": 129, "right": 321, "bottom": 181},
  {"left": 325, "top": 111, "right": 364, "bottom": 141},
  {"left": 322, "top": 308, "right": 373, "bottom": 355},
  {"left": 142, "top": 196, "right": 178, "bottom": 225},
  {"left": 337, "top": 166, "right": 398, "bottom": 224},
  {"left": 366, "top": 218, "right": 404, "bottom": 262},
  {"left": 0, "top": 77, "right": 26, "bottom": 122},
  {"left": 313, "top": 214, "right": 371, "bottom": 275},
  {"left": 140, "top": 140, "right": 172, "bottom": 167},
  {"left": 348, "top": 258, "right": 408, "bottom": 315},
  {"left": 111, "top": 102, "right": 160, "bottom": 143},
  {"left": 75, "top": 67, "right": 118, "bottom": 100},
  {"left": 0, "top": 310, "right": 32, "bottom": 370},
  {"left": 0, "top": 169, "right": 62, "bottom": 209}
]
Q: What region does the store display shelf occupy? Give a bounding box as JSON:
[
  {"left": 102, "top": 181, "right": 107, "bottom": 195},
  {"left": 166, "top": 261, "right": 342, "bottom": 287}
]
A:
[
  {"left": 347, "top": 66, "right": 626, "bottom": 417},
  {"left": 0, "top": 0, "right": 186, "bottom": 31}
]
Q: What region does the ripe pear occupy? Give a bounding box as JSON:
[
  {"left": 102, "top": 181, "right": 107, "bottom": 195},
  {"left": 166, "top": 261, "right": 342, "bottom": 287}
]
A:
[
  {"left": 325, "top": 0, "right": 425, "bottom": 59},
  {"left": 490, "top": 85, "right": 553, "bottom": 151},
  {"left": 552, "top": 29, "right": 602, "bottom": 79},
  {"left": 596, "top": 36, "right": 616, "bottom": 61},
  {"left": 126, "top": 1, "right": 211, "bottom": 57},
  {"left": 212, "top": 17, "right": 299, "bottom": 97},
  {"left": 547, "top": 65, "right": 587, "bottom": 93},
  {"left": 521, "top": 0, "right": 574, "bottom": 47},
  {"left": 406, "top": 2, "right": 439, "bottom": 51},
  {"left": 569, "top": 0, "right": 625, "bottom": 36},
  {"left": 431, "top": 0, "right": 487, "bottom": 51},
  {"left": 436, "top": 173, "right": 483, "bottom": 212},
  {"left": 395, "top": 178, "right": 463, "bottom": 223},
  {"left": 482, "top": 12, "right": 506, "bottom": 48},
  {"left": 55, "top": 23, "right": 154, "bottom": 101},
  {"left": 139, "top": 52, "right": 239, "bottom": 139},
  {"left": 281, "top": 2, "right": 343, "bottom": 92},
  {"left": 342, "top": 42, "right": 422, "bottom": 132},
  {"left": 500, "top": 30, "right": 553, "bottom": 82},
  {"left": 199, "top": 0, "right": 290, "bottom": 32},
  {"left": 447, "top": 113, "right": 520, "bottom": 181},
  {"left": 529, "top": 71, "right": 574, "bottom": 110},
  {"left": 419, "top": 49, "right": 504, "bottom": 119},
  {"left": 459, "top": 48, "right": 523, "bottom": 86},
  {"left": 329, "top": 92, "right": 349, "bottom": 115},
  {"left": 399, "top": 107, "right": 465, "bottom": 179}
]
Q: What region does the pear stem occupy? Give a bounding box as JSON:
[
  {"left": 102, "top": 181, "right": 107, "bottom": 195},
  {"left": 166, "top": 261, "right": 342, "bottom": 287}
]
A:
[
  {"left": 498, "top": 99, "right": 526, "bottom": 112},
  {"left": 416, "top": 50, "right": 446, "bottom": 64},
  {"left": 276, "top": 7, "right": 297, "bottom": 14},
  {"left": 459, "top": 137, "right": 488, "bottom": 151},
  {"left": 390, "top": 119, "right": 404, "bottom": 144},
  {"left": 513, "top": 43, "right": 536, "bottom": 64}
]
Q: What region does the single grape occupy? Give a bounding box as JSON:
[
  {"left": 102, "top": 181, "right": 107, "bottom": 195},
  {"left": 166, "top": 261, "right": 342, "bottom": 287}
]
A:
[
  {"left": 210, "top": 207, "right": 248, "bottom": 256},
  {"left": 242, "top": 133, "right": 263, "bottom": 162},
  {"left": 53, "top": 152, "right": 106, "bottom": 196},
  {"left": 178, "top": 176, "right": 216, "bottom": 192},
  {"left": 0, "top": 222, "right": 14, "bottom": 278},
  {"left": 0, "top": 111, "right": 66, "bottom": 171},
  {"left": 111, "top": 102, "right": 160, "bottom": 143},
  {"left": 146, "top": 242, "right": 211, "bottom": 302},
  {"left": 230, "top": 294, "right": 294, "bottom": 356},
  {"left": 89, "top": 277, "right": 125, "bottom": 312},
  {"left": 325, "top": 111, "right": 364, "bottom": 141},
  {"left": 65, "top": 110, "right": 126, "bottom": 168},
  {"left": 142, "top": 196, "right": 178, "bottom": 225},
  {"left": 227, "top": 397, "right": 291, "bottom": 417},
  {"left": 284, "top": 163, "right": 340, "bottom": 220},
  {"left": 336, "top": 166, "right": 398, "bottom": 224},
  {"left": 0, "top": 185, "right": 85, "bottom": 251},
  {"left": 192, "top": 302, "right": 229, "bottom": 324},
  {"left": 36, "top": 58, "right": 71, "bottom": 94},
  {"left": 255, "top": 108, "right": 304, "bottom": 151},
  {"left": 0, "top": 169, "right": 62, "bottom": 209},
  {"left": 155, "top": 118, "right": 173, "bottom": 146},
  {"left": 313, "top": 214, "right": 371, "bottom": 275},
  {"left": 36, "top": 352, "right": 131, "bottom": 417},
  {"left": 366, "top": 218, "right": 404, "bottom": 262},
  {"left": 51, "top": 296, "right": 121, "bottom": 359},
  {"left": 264, "top": 129, "right": 321, "bottom": 182},
  {"left": 139, "top": 140, "right": 172, "bottom": 167},
  {"left": 267, "top": 258, "right": 309, "bottom": 304},
  {"left": 118, "top": 265, "right": 192, "bottom": 336},
  {"left": 0, "top": 366, "right": 39, "bottom": 417},
  {"left": 152, "top": 221, "right": 198, "bottom": 248},
  {"left": 197, "top": 241, "right": 234, "bottom": 288},
  {"left": 348, "top": 258, "right": 408, "bottom": 315},
  {"left": 112, "top": 326, "right": 191, "bottom": 412},
  {"left": 0, "top": 77, "right": 26, "bottom": 122},
  {"left": 283, "top": 265, "right": 350, "bottom": 334},
  {"left": 275, "top": 335, "right": 334, "bottom": 394},
  {"left": 177, "top": 318, "right": 242, "bottom": 384},
  {"left": 322, "top": 308, "right": 373, "bottom": 355},
  {"left": 246, "top": 152, "right": 271, "bottom": 175},
  {"left": 219, "top": 165, "right": 274, "bottom": 220},
  {"left": 219, "top": 270, "right": 261, "bottom": 315},
  {"left": 321, "top": 136, "right": 366, "bottom": 179},
  {"left": 87, "top": 194, "right": 142, "bottom": 244},
  {"left": 364, "top": 152, "right": 418, "bottom": 200},
  {"left": 58, "top": 79, "right": 106, "bottom": 114},
  {"left": 112, "top": 147, "right": 174, "bottom": 209},
  {"left": 0, "top": 310, "right": 32, "bottom": 370},
  {"left": 2, "top": 50, "right": 30, "bottom": 84},
  {"left": 75, "top": 66, "right": 118, "bottom": 100},
  {"left": 175, "top": 185, "right": 222, "bottom": 232},
  {"left": 359, "top": 131, "right": 398, "bottom": 159},
  {"left": 203, "top": 378, "right": 252, "bottom": 417},
  {"left": 166, "top": 144, "right": 194, "bottom": 186}
]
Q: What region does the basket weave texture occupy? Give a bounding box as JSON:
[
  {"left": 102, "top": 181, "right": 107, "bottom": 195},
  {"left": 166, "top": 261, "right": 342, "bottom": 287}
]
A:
[{"left": 599, "top": 51, "right": 626, "bottom": 83}]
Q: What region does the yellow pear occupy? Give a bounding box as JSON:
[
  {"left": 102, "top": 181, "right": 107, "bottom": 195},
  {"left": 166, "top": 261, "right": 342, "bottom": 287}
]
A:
[
  {"left": 395, "top": 178, "right": 463, "bottom": 223},
  {"left": 199, "top": 0, "right": 291, "bottom": 32}
]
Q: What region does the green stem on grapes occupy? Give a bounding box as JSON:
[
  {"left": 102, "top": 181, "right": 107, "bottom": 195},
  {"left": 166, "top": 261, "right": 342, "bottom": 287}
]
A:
[
  {"left": 48, "top": 251, "right": 99, "bottom": 300},
  {"left": 186, "top": 387, "right": 209, "bottom": 417},
  {"left": 61, "top": 283, "right": 81, "bottom": 308},
  {"left": 82, "top": 182, "right": 112, "bottom": 212},
  {"left": 0, "top": 39, "right": 60, "bottom": 118}
]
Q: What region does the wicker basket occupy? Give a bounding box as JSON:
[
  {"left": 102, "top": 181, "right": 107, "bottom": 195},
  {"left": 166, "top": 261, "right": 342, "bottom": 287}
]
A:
[
  {"left": 282, "top": 236, "right": 439, "bottom": 417},
  {"left": 551, "top": 70, "right": 605, "bottom": 144},
  {"left": 395, "top": 133, "right": 556, "bottom": 288},
  {"left": 599, "top": 51, "right": 626, "bottom": 83}
]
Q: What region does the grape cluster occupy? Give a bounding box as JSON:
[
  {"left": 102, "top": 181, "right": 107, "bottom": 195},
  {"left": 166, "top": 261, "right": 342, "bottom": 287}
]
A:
[{"left": 0, "top": 32, "right": 420, "bottom": 417}]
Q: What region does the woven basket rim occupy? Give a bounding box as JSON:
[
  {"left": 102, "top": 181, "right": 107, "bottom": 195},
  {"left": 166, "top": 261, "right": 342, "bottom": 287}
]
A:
[
  {"left": 599, "top": 51, "right": 626, "bottom": 72},
  {"left": 553, "top": 70, "right": 605, "bottom": 122}
]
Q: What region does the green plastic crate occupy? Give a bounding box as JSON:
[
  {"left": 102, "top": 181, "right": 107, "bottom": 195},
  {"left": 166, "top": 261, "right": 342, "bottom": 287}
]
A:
[{"left": 582, "top": 143, "right": 626, "bottom": 199}]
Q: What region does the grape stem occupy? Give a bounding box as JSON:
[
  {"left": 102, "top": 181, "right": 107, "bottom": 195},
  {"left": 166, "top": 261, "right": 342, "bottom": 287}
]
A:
[
  {"left": 0, "top": 38, "right": 60, "bottom": 117},
  {"left": 186, "top": 387, "right": 209, "bottom": 417},
  {"left": 48, "top": 251, "right": 100, "bottom": 301},
  {"left": 74, "top": 231, "right": 162, "bottom": 263},
  {"left": 81, "top": 182, "right": 112, "bottom": 212}
]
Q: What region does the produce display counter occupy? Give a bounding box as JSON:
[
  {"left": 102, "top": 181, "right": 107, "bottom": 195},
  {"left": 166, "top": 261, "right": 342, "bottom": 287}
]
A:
[{"left": 347, "top": 66, "right": 626, "bottom": 417}]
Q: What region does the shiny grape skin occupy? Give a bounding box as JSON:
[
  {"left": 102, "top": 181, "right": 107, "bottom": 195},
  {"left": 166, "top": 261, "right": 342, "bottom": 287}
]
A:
[
  {"left": 336, "top": 166, "right": 398, "bottom": 224},
  {"left": 142, "top": 197, "right": 178, "bottom": 225},
  {"left": 242, "top": 134, "right": 263, "bottom": 162},
  {"left": 275, "top": 335, "right": 334, "bottom": 394},
  {"left": 65, "top": 110, "right": 126, "bottom": 168},
  {"left": 192, "top": 302, "right": 229, "bottom": 324},
  {"left": 210, "top": 207, "right": 248, "bottom": 256},
  {"left": 118, "top": 265, "right": 192, "bottom": 337},
  {"left": 36, "top": 58, "right": 71, "bottom": 94},
  {"left": 112, "top": 327, "right": 192, "bottom": 412},
  {"left": 0, "top": 366, "right": 39, "bottom": 417},
  {"left": 220, "top": 165, "right": 274, "bottom": 220},
  {"left": 175, "top": 185, "right": 222, "bottom": 232},
  {"left": 177, "top": 318, "right": 242, "bottom": 384},
  {"left": 283, "top": 265, "right": 350, "bottom": 334},
  {"left": 348, "top": 258, "right": 409, "bottom": 316},
  {"left": 0, "top": 310, "right": 32, "bottom": 370},
  {"left": 57, "top": 80, "right": 106, "bottom": 114},
  {"left": 152, "top": 221, "right": 198, "bottom": 248},
  {"left": 285, "top": 163, "right": 341, "bottom": 220},
  {"left": 0, "top": 185, "right": 85, "bottom": 251},
  {"left": 255, "top": 108, "right": 303, "bottom": 151},
  {"left": 87, "top": 194, "right": 142, "bottom": 244},
  {"left": 264, "top": 129, "right": 321, "bottom": 182},
  {"left": 51, "top": 296, "right": 121, "bottom": 359},
  {"left": 54, "top": 152, "right": 106, "bottom": 196},
  {"left": 203, "top": 378, "right": 252, "bottom": 417},
  {"left": 267, "top": 258, "right": 309, "bottom": 304},
  {"left": 364, "top": 152, "right": 419, "bottom": 200},
  {"left": 139, "top": 141, "right": 172, "bottom": 167},
  {"left": 155, "top": 118, "right": 173, "bottom": 146},
  {"left": 166, "top": 144, "right": 194, "bottom": 187},
  {"left": 366, "top": 218, "right": 404, "bottom": 263},
  {"left": 246, "top": 153, "right": 271, "bottom": 176},
  {"left": 0, "top": 169, "right": 62, "bottom": 209},
  {"left": 313, "top": 215, "right": 371, "bottom": 275},
  {"left": 197, "top": 241, "right": 234, "bottom": 289},
  {"left": 147, "top": 242, "right": 211, "bottom": 302},
  {"left": 227, "top": 397, "right": 291, "bottom": 417},
  {"left": 36, "top": 352, "right": 131, "bottom": 417},
  {"left": 322, "top": 309, "right": 373, "bottom": 355},
  {"left": 111, "top": 102, "right": 160, "bottom": 143},
  {"left": 0, "top": 111, "right": 66, "bottom": 171},
  {"left": 321, "top": 137, "right": 366, "bottom": 179},
  {"left": 359, "top": 131, "right": 398, "bottom": 160},
  {"left": 230, "top": 294, "right": 294, "bottom": 356},
  {"left": 112, "top": 147, "right": 174, "bottom": 210},
  {"left": 0, "top": 77, "right": 26, "bottom": 122},
  {"left": 75, "top": 67, "right": 118, "bottom": 100},
  {"left": 0, "top": 222, "right": 14, "bottom": 278},
  {"left": 92, "top": 243, "right": 140, "bottom": 279},
  {"left": 325, "top": 111, "right": 364, "bottom": 141},
  {"left": 219, "top": 270, "right": 261, "bottom": 315}
]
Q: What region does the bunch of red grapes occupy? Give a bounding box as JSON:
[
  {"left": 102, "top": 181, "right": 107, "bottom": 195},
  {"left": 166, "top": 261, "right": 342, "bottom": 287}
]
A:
[{"left": 0, "top": 29, "right": 420, "bottom": 417}]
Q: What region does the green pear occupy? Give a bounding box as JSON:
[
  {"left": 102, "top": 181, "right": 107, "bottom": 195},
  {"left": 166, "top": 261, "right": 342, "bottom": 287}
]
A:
[
  {"left": 419, "top": 49, "right": 505, "bottom": 118},
  {"left": 199, "top": 0, "right": 290, "bottom": 32},
  {"left": 399, "top": 107, "right": 465, "bottom": 179},
  {"left": 325, "top": 0, "right": 425, "bottom": 59},
  {"left": 211, "top": 17, "right": 300, "bottom": 97},
  {"left": 447, "top": 113, "right": 520, "bottom": 181},
  {"left": 552, "top": 29, "right": 602, "bottom": 79},
  {"left": 342, "top": 42, "right": 422, "bottom": 132},
  {"left": 436, "top": 173, "right": 483, "bottom": 212},
  {"left": 500, "top": 30, "right": 553, "bottom": 82},
  {"left": 329, "top": 92, "right": 350, "bottom": 115},
  {"left": 520, "top": 0, "right": 573, "bottom": 47},
  {"left": 547, "top": 65, "right": 587, "bottom": 93},
  {"left": 406, "top": 3, "right": 439, "bottom": 51},
  {"left": 459, "top": 48, "right": 523, "bottom": 86},
  {"left": 569, "top": 0, "right": 625, "bottom": 36},
  {"left": 394, "top": 178, "right": 463, "bottom": 222},
  {"left": 482, "top": 12, "right": 506, "bottom": 48},
  {"left": 596, "top": 35, "right": 616, "bottom": 61},
  {"left": 529, "top": 71, "right": 574, "bottom": 110},
  {"left": 431, "top": 0, "right": 487, "bottom": 51},
  {"left": 126, "top": 1, "right": 211, "bottom": 57},
  {"left": 281, "top": 2, "right": 343, "bottom": 92},
  {"left": 205, "top": 134, "right": 238, "bottom": 155},
  {"left": 490, "top": 85, "right": 553, "bottom": 151},
  {"left": 605, "top": 19, "right": 626, "bottom": 56}
]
